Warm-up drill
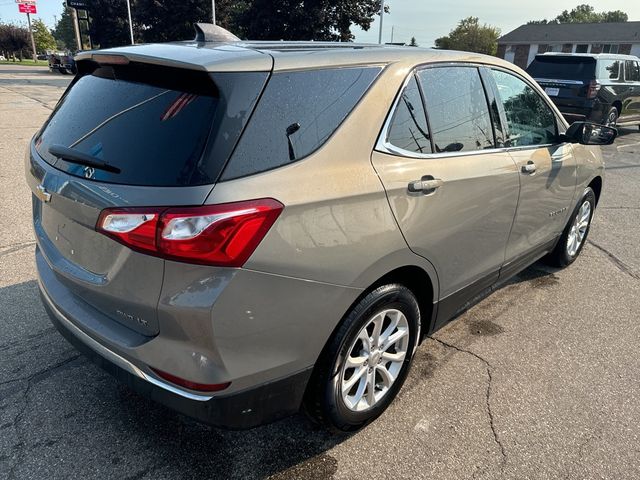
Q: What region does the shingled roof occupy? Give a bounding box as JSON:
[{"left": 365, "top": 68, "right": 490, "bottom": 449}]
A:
[{"left": 499, "top": 21, "right": 640, "bottom": 44}]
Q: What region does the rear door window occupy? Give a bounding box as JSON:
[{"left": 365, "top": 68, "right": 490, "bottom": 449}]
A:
[
  {"left": 385, "top": 76, "right": 431, "bottom": 154},
  {"left": 599, "top": 60, "right": 622, "bottom": 80},
  {"left": 417, "top": 66, "right": 495, "bottom": 153},
  {"left": 35, "top": 63, "right": 267, "bottom": 186},
  {"left": 221, "top": 67, "right": 381, "bottom": 180},
  {"left": 491, "top": 69, "right": 557, "bottom": 147}
]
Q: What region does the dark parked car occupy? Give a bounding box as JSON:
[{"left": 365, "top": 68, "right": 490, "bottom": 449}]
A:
[
  {"left": 48, "top": 52, "right": 77, "bottom": 75},
  {"left": 527, "top": 53, "right": 640, "bottom": 129}
]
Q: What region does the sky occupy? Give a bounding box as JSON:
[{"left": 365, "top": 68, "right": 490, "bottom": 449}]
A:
[{"left": 0, "top": 1, "right": 639, "bottom": 46}]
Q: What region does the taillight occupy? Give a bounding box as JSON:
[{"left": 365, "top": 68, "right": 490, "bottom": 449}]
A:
[
  {"left": 587, "top": 80, "right": 601, "bottom": 99},
  {"left": 96, "top": 199, "right": 283, "bottom": 267}
]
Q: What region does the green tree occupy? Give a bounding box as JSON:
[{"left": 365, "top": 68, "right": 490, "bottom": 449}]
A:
[
  {"left": 529, "top": 4, "right": 628, "bottom": 24},
  {"left": 32, "top": 19, "right": 57, "bottom": 53},
  {"left": 435, "top": 17, "right": 500, "bottom": 55},
  {"left": 53, "top": 4, "right": 77, "bottom": 50},
  {"left": 0, "top": 23, "right": 31, "bottom": 60},
  {"left": 235, "top": 0, "right": 381, "bottom": 41},
  {"left": 85, "top": 0, "right": 133, "bottom": 48},
  {"left": 409, "top": 36, "right": 418, "bottom": 47}
]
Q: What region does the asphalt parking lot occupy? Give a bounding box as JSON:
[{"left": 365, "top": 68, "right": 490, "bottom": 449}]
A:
[{"left": 1, "top": 64, "right": 639, "bottom": 479}]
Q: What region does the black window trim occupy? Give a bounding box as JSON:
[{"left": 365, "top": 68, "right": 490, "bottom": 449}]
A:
[
  {"left": 486, "top": 65, "right": 567, "bottom": 152},
  {"left": 377, "top": 61, "right": 530, "bottom": 160}
]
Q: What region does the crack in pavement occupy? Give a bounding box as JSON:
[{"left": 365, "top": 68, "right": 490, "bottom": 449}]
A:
[
  {"left": 0, "top": 241, "right": 36, "bottom": 258},
  {"left": 430, "top": 337, "right": 507, "bottom": 474},
  {"left": 5, "top": 353, "right": 82, "bottom": 480},
  {"left": 0, "top": 84, "right": 54, "bottom": 111},
  {"left": 599, "top": 206, "right": 640, "bottom": 210},
  {"left": 588, "top": 240, "right": 640, "bottom": 280},
  {"left": 0, "top": 353, "right": 81, "bottom": 387}
]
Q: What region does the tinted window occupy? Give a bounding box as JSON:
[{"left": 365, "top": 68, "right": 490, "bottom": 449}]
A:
[
  {"left": 417, "top": 67, "right": 494, "bottom": 153},
  {"left": 599, "top": 60, "right": 622, "bottom": 80},
  {"left": 35, "top": 63, "right": 267, "bottom": 186},
  {"left": 526, "top": 56, "right": 596, "bottom": 80},
  {"left": 625, "top": 60, "right": 640, "bottom": 82},
  {"left": 491, "top": 69, "right": 557, "bottom": 147},
  {"left": 222, "top": 67, "right": 381, "bottom": 180},
  {"left": 576, "top": 44, "right": 589, "bottom": 53},
  {"left": 386, "top": 76, "right": 431, "bottom": 154}
]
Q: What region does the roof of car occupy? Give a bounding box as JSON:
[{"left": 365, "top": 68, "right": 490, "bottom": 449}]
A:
[{"left": 76, "top": 40, "right": 518, "bottom": 73}]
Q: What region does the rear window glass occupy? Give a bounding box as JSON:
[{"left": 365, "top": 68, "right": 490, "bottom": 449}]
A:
[
  {"left": 35, "top": 63, "right": 267, "bottom": 186},
  {"left": 417, "top": 66, "right": 495, "bottom": 153},
  {"left": 221, "top": 67, "right": 381, "bottom": 180},
  {"left": 526, "top": 56, "right": 596, "bottom": 80}
]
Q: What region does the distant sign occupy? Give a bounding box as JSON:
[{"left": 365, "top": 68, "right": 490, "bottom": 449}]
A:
[
  {"left": 66, "top": 0, "right": 88, "bottom": 8},
  {"left": 15, "top": 0, "right": 37, "bottom": 3},
  {"left": 18, "top": 3, "right": 36, "bottom": 13}
]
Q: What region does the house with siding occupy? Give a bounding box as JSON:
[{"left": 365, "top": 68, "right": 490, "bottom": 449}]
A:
[{"left": 497, "top": 21, "right": 640, "bottom": 68}]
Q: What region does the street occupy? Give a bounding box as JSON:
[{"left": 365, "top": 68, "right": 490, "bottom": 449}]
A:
[{"left": 1, "top": 64, "right": 640, "bottom": 479}]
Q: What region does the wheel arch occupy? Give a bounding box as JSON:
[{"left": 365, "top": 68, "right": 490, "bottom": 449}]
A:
[
  {"left": 611, "top": 100, "right": 623, "bottom": 115},
  {"left": 588, "top": 176, "right": 603, "bottom": 206}
]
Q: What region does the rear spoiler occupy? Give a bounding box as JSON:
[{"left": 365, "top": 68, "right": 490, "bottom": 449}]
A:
[{"left": 194, "top": 23, "right": 240, "bottom": 43}]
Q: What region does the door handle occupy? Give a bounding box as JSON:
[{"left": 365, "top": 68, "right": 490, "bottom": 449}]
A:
[
  {"left": 521, "top": 161, "right": 536, "bottom": 174},
  {"left": 408, "top": 176, "right": 444, "bottom": 193}
]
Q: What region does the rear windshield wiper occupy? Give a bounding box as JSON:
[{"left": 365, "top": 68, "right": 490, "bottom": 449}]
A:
[{"left": 48, "top": 144, "right": 121, "bottom": 174}]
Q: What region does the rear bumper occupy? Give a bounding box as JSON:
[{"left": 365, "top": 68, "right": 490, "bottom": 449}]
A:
[{"left": 40, "top": 280, "right": 312, "bottom": 429}]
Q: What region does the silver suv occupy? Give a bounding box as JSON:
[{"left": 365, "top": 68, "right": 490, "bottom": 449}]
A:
[{"left": 28, "top": 27, "right": 614, "bottom": 432}]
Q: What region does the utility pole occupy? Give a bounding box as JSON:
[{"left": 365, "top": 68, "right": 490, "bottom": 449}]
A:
[
  {"left": 377, "top": 1, "right": 384, "bottom": 44},
  {"left": 391, "top": 25, "right": 394, "bottom": 43},
  {"left": 212, "top": 0, "right": 216, "bottom": 24},
  {"left": 26, "top": 12, "right": 37, "bottom": 61},
  {"left": 70, "top": 7, "right": 82, "bottom": 50},
  {"left": 126, "top": 0, "right": 134, "bottom": 44}
]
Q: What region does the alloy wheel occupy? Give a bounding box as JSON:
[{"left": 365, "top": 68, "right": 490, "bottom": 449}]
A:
[
  {"left": 566, "top": 200, "right": 591, "bottom": 257},
  {"left": 340, "top": 309, "right": 409, "bottom": 412}
]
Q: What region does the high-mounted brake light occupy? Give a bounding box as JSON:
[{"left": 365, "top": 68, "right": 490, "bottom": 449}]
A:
[
  {"left": 91, "top": 54, "right": 130, "bottom": 65},
  {"left": 96, "top": 199, "right": 283, "bottom": 267}
]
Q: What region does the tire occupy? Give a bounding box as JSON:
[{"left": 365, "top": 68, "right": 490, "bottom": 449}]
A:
[
  {"left": 304, "top": 284, "right": 420, "bottom": 432},
  {"left": 604, "top": 107, "right": 618, "bottom": 128},
  {"left": 544, "top": 187, "right": 596, "bottom": 268}
]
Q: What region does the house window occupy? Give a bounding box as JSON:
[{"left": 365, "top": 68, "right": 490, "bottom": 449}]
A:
[
  {"left": 576, "top": 44, "right": 589, "bottom": 53},
  {"left": 602, "top": 44, "right": 619, "bottom": 54}
]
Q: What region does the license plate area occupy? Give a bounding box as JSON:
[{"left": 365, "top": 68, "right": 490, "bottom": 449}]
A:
[{"left": 545, "top": 87, "right": 560, "bottom": 96}]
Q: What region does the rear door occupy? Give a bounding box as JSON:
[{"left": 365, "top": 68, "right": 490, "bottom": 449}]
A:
[
  {"left": 487, "top": 68, "right": 577, "bottom": 272},
  {"left": 372, "top": 65, "right": 520, "bottom": 318},
  {"left": 28, "top": 58, "right": 267, "bottom": 335},
  {"left": 623, "top": 60, "right": 640, "bottom": 121}
]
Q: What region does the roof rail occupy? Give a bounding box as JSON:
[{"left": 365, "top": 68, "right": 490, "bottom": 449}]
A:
[{"left": 194, "top": 23, "right": 240, "bottom": 42}]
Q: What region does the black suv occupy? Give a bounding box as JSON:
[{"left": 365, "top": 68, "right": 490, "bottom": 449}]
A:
[{"left": 526, "top": 53, "right": 640, "bottom": 129}]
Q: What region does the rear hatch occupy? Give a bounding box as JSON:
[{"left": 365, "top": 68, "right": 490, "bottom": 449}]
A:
[
  {"left": 28, "top": 50, "right": 270, "bottom": 336},
  {"left": 526, "top": 55, "right": 597, "bottom": 107}
]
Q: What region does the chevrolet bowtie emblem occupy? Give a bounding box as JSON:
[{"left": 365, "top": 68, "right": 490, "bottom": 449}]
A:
[{"left": 36, "top": 184, "right": 51, "bottom": 203}]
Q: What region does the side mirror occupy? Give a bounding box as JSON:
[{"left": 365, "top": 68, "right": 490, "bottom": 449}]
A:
[{"left": 561, "top": 121, "right": 617, "bottom": 146}]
